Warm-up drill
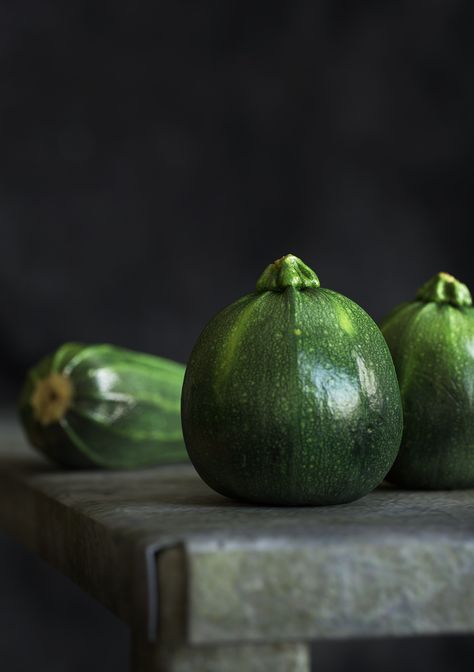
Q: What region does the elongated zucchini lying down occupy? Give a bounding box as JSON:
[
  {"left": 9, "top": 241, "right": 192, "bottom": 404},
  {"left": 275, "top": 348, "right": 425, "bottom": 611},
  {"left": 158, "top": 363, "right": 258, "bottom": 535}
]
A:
[{"left": 19, "top": 342, "right": 188, "bottom": 469}]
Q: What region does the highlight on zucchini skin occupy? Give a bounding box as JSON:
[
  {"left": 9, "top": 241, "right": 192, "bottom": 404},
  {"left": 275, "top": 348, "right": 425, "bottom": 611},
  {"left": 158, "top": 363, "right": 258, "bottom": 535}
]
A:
[{"left": 18, "top": 342, "right": 188, "bottom": 469}]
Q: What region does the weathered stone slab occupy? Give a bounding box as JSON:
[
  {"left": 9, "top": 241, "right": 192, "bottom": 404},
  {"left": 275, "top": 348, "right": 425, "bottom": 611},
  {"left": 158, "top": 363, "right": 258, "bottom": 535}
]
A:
[
  {"left": 1, "top": 418, "right": 474, "bottom": 647},
  {"left": 184, "top": 535, "right": 474, "bottom": 643}
]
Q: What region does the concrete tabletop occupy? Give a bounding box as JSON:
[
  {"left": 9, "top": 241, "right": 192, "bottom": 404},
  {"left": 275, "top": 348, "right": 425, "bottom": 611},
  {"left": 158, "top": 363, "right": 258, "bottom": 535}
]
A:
[{"left": 1, "top": 418, "right": 474, "bottom": 671}]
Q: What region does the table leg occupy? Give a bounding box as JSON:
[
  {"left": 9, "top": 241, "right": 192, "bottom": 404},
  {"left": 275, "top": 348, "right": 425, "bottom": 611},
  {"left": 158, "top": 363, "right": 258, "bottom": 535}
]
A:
[{"left": 131, "top": 637, "right": 310, "bottom": 672}]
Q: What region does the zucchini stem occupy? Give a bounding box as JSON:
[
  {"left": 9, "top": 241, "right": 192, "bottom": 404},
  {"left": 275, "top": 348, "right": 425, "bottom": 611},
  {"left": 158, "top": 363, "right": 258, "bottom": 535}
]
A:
[
  {"left": 256, "top": 254, "right": 320, "bottom": 292},
  {"left": 416, "top": 272, "right": 472, "bottom": 308},
  {"left": 31, "top": 373, "right": 74, "bottom": 426}
]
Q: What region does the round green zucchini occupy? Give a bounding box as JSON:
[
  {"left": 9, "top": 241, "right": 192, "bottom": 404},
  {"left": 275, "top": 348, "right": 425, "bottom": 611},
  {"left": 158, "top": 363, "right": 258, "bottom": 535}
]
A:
[
  {"left": 19, "top": 343, "right": 188, "bottom": 469},
  {"left": 381, "top": 272, "right": 474, "bottom": 489},
  {"left": 181, "top": 254, "right": 403, "bottom": 505}
]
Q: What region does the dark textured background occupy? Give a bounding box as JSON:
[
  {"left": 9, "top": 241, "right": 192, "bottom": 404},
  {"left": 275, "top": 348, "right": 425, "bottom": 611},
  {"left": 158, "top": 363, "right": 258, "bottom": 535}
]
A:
[{"left": 1, "top": 1, "right": 474, "bottom": 669}]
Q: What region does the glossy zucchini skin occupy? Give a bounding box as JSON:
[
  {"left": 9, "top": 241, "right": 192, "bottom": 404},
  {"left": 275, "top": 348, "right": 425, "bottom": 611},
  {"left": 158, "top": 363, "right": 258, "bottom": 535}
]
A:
[
  {"left": 19, "top": 343, "right": 188, "bottom": 469},
  {"left": 381, "top": 272, "right": 474, "bottom": 489},
  {"left": 181, "top": 255, "right": 403, "bottom": 505}
]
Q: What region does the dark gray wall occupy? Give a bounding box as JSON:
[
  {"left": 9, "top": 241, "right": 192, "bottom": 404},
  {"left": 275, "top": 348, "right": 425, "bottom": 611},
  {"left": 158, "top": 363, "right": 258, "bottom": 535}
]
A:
[
  {"left": 2, "top": 0, "right": 474, "bottom": 399},
  {"left": 1, "top": 1, "right": 474, "bottom": 670}
]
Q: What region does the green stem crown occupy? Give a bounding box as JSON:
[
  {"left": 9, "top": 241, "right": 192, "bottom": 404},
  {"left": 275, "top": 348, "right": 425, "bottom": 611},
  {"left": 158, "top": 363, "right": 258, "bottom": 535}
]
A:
[
  {"left": 416, "top": 272, "right": 472, "bottom": 308},
  {"left": 256, "top": 254, "right": 320, "bottom": 292}
]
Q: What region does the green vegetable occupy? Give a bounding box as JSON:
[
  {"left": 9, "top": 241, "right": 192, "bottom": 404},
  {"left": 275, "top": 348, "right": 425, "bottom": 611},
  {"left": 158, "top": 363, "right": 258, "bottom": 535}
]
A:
[
  {"left": 19, "top": 343, "right": 188, "bottom": 469},
  {"left": 181, "top": 254, "right": 402, "bottom": 505},
  {"left": 381, "top": 272, "right": 474, "bottom": 489}
]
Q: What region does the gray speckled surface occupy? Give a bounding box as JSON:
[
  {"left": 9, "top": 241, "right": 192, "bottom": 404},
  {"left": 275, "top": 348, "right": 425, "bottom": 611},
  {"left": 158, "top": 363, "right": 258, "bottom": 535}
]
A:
[{"left": 1, "top": 424, "right": 474, "bottom": 648}]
